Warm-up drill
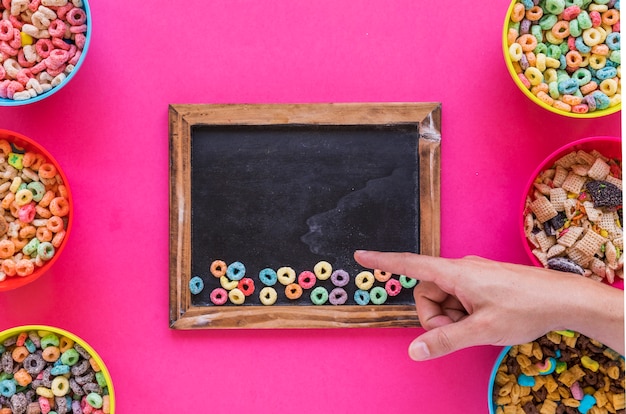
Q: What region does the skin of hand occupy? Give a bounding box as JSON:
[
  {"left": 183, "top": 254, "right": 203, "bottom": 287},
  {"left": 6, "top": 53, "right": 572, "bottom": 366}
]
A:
[{"left": 354, "top": 250, "right": 625, "bottom": 360}]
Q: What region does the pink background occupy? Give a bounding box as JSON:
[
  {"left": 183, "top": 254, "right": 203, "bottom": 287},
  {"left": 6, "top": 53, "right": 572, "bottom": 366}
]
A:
[{"left": 0, "top": 0, "right": 622, "bottom": 412}]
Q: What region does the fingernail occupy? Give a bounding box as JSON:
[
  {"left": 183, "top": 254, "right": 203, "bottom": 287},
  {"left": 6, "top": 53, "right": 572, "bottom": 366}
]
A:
[{"left": 409, "top": 341, "right": 430, "bottom": 361}]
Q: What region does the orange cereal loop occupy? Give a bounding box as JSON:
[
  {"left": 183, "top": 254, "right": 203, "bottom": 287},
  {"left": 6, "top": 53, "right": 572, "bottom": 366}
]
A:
[
  {"left": 39, "top": 190, "right": 55, "bottom": 208},
  {"left": 1, "top": 259, "right": 16, "bottom": 276},
  {"left": 46, "top": 216, "right": 64, "bottom": 233},
  {"left": 36, "top": 226, "right": 52, "bottom": 242},
  {"left": 13, "top": 368, "right": 32, "bottom": 387},
  {"left": 35, "top": 205, "right": 52, "bottom": 219},
  {"left": 580, "top": 81, "right": 598, "bottom": 95},
  {"left": 285, "top": 283, "right": 303, "bottom": 300},
  {"left": 602, "top": 9, "right": 619, "bottom": 26},
  {"left": 11, "top": 237, "right": 27, "bottom": 251},
  {"left": 374, "top": 269, "right": 392, "bottom": 282},
  {"left": 89, "top": 357, "right": 101, "bottom": 372},
  {"left": 19, "top": 225, "right": 36, "bottom": 239},
  {"left": 525, "top": 51, "right": 537, "bottom": 67},
  {"left": 210, "top": 260, "right": 227, "bottom": 277},
  {"left": 15, "top": 258, "right": 34, "bottom": 276},
  {"left": 551, "top": 20, "right": 570, "bottom": 39},
  {"left": 1, "top": 192, "right": 14, "bottom": 210},
  {"left": 526, "top": 5, "right": 543, "bottom": 21},
  {"left": 22, "top": 152, "right": 45, "bottom": 170},
  {"left": 38, "top": 163, "right": 57, "bottom": 179},
  {"left": 553, "top": 100, "right": 572, "bottom": 112},
  {"left": 11, "top": 345, "right": 29, "bottom": 363},
  {"left": 9, "top": 202, "right": 19, "bottom": 218},
  {"left": 591, "top": 44, "right": 609, "bottom": 56},
  {"left": 59, "top": 336, "right": 74, "bottom": 353},
  {"left": 42, "top": 346, "right": 60, "bottom": 362},
  {"left": 51, "top": 230, "right": 66, "bottom": 248},
  {"left": 0, "top": 140, "right": 10, "bottom": 158},
  {"left": 565, "top": 50, "right": 583, "bottom": 68},
  {"left": 507, "top": 28, "right": 518, "bottom": 47},
  {"left": 57, "top": 184, "right": 68, "bottom": 199},
  {"left": 511, "top": 2, "right": 525, "bottom": 22},
  {"left": 0, "top": 240, "right": 15, "bottom": 259},
  {"left": 531, "top": 83, "right": 549, "bottom": 95},
  {"left": 0, "top": 408, "right": 11, "bottom": 414},
  {"left": 537, "top": 90, "right": 555, "bottom": 106},
  {"left": 517, "top": 34, "right": 537, "bottom": 52},
  {"left": 49, "top": 197, "right": 69, "bottom": 217},
  {"left": 562, "top": 94, "right": 582, "bottom": 105}
]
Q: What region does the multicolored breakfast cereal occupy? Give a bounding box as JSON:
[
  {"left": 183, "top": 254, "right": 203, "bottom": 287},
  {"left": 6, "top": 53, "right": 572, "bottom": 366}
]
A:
[
  {"left": 523, "top": 147, "right": 623, "bottom": 283},
  {"left": 492, "top": 331, "right": 624, "bottom": 414}
]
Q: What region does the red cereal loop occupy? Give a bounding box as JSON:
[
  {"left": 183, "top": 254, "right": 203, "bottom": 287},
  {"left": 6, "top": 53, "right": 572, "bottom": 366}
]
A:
[
  {"left": 66, "top": 8, "right": 87, "bottom": 26},
  {"left": 0, "top": 20, "right": 12, "bottom": 41},
  {"left": 35, "top": 39, "right": 53, "bottom": 59},
  {"left": 297, "top": 270, "right": 316, "bottom": 289},
  {"left": 48, "top": 19, "right": 67, "bottom": 38},
  {"left": 385, "top": 279, "right": 402, "bottom": 297},
  {"left": 237, "top": 278, "right": 255, "bottom": 296}
]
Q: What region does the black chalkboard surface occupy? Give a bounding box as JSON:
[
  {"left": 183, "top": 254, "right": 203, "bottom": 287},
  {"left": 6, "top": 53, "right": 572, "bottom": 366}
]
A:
[{"left": 169, "top": 103, "right": 441, "bottom": 329}]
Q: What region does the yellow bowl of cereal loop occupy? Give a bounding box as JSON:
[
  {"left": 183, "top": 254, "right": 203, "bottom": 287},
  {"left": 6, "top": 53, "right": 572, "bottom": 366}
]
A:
[
  {"left": 0, "top": 0, "right": 92, "bottom": 106},
  {"left": 503, "top": 0, "right": 621, "bottom": 118},
  {"left": 489, "top": 331, "right": 624, "bottom": 414},
  {"left": 0, "top": 129, "right": 72, "bottom": 292},
  {"left": 521, "top": 136, "right": 623, "bottom": 287},
  {"left": 0, "top": 325, "right": 115, "bottom": 413}
]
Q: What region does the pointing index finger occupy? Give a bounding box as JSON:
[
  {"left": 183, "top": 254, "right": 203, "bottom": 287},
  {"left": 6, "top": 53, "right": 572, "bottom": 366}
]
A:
[{"left": 353, "top": 250, "right": 447, "bottom": 283}]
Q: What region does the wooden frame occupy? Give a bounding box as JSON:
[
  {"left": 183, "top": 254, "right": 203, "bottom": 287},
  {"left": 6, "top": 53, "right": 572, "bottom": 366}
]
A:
[{"left": 169, "top": 103, "right": 441, "bottom": 329}]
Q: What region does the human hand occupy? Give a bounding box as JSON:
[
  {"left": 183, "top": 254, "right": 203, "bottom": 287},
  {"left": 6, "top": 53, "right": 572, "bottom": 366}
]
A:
[{"left": 354, "top": 250, "right": 625, "bottom": 360}]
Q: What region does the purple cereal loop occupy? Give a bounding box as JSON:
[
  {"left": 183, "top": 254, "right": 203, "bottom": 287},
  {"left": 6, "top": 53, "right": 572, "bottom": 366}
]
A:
[
  {"left": 520, "top": 18, "right": 531, "bottom": 35},
  {"left": 329, "top": 287, "right": 348, "bottom": 305},
  {"left": 330, "top": 269, "right": 349, "bottom": 287}
]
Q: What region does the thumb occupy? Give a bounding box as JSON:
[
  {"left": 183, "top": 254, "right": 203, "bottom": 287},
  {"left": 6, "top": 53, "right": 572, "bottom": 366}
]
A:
[{"left": 408, "top": 319, "right": 480, "bottom": 361}]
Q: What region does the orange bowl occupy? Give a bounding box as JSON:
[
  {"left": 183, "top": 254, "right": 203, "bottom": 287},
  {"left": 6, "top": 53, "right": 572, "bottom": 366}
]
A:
[
  {"left": 520, "top": 136, "right": 622, "bottom": 286},
  {"left": 0, "top": 129, "right": 72, "bottom": 291}
]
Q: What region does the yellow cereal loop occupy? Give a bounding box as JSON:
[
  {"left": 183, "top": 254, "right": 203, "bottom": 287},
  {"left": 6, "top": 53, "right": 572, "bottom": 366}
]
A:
[
  {"left": 600, "top": 78, "right": 618, "bottom": 96},
  {"left": 525, "top": 67, "right": 544, "bottom": 86},
  {"left": 509, "top": 43, "right": 523, "bottom": 62}
]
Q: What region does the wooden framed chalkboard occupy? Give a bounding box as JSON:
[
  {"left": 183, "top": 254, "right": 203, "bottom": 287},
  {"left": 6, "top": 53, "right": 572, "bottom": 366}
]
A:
[{"left": 169, "top": 103, "right": 441, "bottom": 329}]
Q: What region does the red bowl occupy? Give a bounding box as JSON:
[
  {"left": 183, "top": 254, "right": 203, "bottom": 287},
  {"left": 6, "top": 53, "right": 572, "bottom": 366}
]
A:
[
  {"left": 0, "top": 129, "right": 73, "bottom": 291},
  {"left": 520, "top": 136, "right": 623, "bottom": 287}
]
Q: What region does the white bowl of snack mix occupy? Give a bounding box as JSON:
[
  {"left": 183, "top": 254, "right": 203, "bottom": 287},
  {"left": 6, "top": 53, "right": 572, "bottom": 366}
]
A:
[
  {"left": 0, "top": 129, "right": 72, "bottom": 291},
  {"left": 0, "top": 0, "right": 91, "bottom": 105},
  {"left": 521, "top": 136, "right": 623, "bottom": 287},
  {"left": 489, "top": 331, "right": 624, "bottom": 414}
]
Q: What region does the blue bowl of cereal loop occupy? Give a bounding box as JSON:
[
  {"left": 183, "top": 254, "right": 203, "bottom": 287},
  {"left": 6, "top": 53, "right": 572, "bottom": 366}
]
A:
[
  {"left": 0, "top": 0, "right": 91, "bottom": 106},
  {"left": 489, "top": 331, "right": 624, "bottom": 414}
]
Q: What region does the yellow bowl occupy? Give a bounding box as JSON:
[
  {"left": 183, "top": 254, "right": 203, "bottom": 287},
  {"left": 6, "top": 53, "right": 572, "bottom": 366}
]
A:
[
  {"left": 503, "top": 0, "right": 621, "bottom": 118},
  {"left": 0, "top": 325, "right": 114, "bottom": 413}
]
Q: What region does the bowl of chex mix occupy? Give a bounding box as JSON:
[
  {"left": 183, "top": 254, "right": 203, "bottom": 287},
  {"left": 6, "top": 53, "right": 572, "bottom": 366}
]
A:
[{"left": 521, "top": 136, "right": 623, "bottom": 287}]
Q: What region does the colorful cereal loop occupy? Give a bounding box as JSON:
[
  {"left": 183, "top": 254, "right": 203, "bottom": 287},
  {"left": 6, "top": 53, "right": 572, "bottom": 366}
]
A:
[
  {"left": 259, "top": 287, "right": 277, "bottom": 306},
  {"left": 355, "top": 271, "right": 374, "bottom": 290},
  {"left": 313, "top": 260, "right": 332, "bottom": 280},
  {"left": 310, "top": 286, "right": 329, "bottom": 305},
  {"left": 226, "top": 261, "right": 246, "bottom": 281},
  {"left": 228, "top": 288, "right": 245, "bottom": 305},
  {"left": 329, "top": 287, "right": 348, "bottom": 305},
  {"left": 210, "top": 288, "right": 228, "bottom": 305},
  {"left": 189, "top": 276, "right": 204, "bottom": 295},
  {"left": 354, "top": 290, "right": 370, "bottom": 305},
  {"left": 330, "top": 269, "right": 350, "bottom": 287},
  {"left": 237, "top": 278, "right": 255, "bottom": 296},
  {"left": 385, "top": 279, "right": 402, "bottom": 297},
  {"left": 297, "top": 270, "right": 316, "bottom": 289},
  {"left": 258, "top": 268, "right": 278, "bottom": 286},
  {"left": 373, "top": 269, "right": 392, "bottom": 283},
  {"left": 276, "top": 266, "right": 296, "bottom": 285},
  {"left": 219, "top": 275, "right": 238, "bottom": 291},
  {"left": 285, "top": 283, "right": 303, "bottom": 300},
  {"left": 370, "top": 286, "right": 388, "bottom": 305},
  {"left": 399, "top": 275, "right": 417, "bottom": 289},
  {"left": 210, "top": 260, "right": 227, "bottom": 278}
]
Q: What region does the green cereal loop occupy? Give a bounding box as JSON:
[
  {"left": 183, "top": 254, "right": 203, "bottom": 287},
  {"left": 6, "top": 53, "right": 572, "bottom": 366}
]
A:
[
  {"left": 310, "top": 286, "right": 328, "bottom": 305},
  {"left": 556, "top": 70, "right": 570, "bottom": 83},
  {"left": 531, "top": 25, "right": 544, "bottom": 43},
  {"left": 60, "top": 348, "right": 79, "bottom": 366},
  {"left": 569, "top": 19, "right": 581, "bottom": 37},
  {"left": 370, "top": 286, "right": 388, "bottom": 305},
  {"left": 577, "top": 11, "right": 592, "bottom": 30},
  {"left": 22, "top": 238, "right": 39, "bottom": 256},
  {"left": 546, "top": 44, "right": 562, "bottom": 59},
  {"left": 558, "top": 42, "right": 569, "bottom": 55},
  {"left": 609, "top": 51, "right": 620, "bottom": 65},
  {"left": 40, "top": 333, "right": 59, "bottom": 348},
  {"left": 539, "top": 14, "right": 558, "bottom": 30},
  {"left": 27, "top": 181, "right": 45, "bottom": 202},
  {"left": 95, "top": 371, "right": 107, "bottom": 388},
  {"left": 37, "top": 242, "right": 55, "bottom": 261},
  {"left": 545, "top": 0, "right": 565, "bottom": 15},
  {"left": 86, "top": 393, "right": 103, "bottom": 409},
  {"left": 592, "top": 0, "right": 609, "bottom": 4},
  {"left": 399, "top": 275, "right": 418, "bottom": 289},
  {"left": 534, "top": 42, "right": 547, "bottom": 55},
  {"left": 572, "top": 68, "right": 592, "bottom": 86},
  {"left": 549, "top": 81, "right": 560, "bottom": 99}
]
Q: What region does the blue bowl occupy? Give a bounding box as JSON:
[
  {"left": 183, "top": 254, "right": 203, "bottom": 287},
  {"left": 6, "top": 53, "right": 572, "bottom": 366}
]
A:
[
  {"left": 0, "top": 0, "right": 91, "bottom": 106},
  {"left": 488, "top": 346, "right": 510, "bottom": 414}
]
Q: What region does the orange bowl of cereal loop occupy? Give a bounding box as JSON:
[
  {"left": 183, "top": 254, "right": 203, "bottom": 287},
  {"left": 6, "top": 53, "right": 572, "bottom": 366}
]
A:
[
  {"left": 503, "top": 0, "right": 621, "bottom": 118},
  {"left": 489, "top": 331, "right": 624, "bottom": 414},
  {"left": 0, "top": 129, "right": 72, "bottom": 292},
  {"left": 0, "top": 325, "right": 115, "bottom": 413},
  {"left": 521, "top": 136, "right": 623, "bottom": 287}
]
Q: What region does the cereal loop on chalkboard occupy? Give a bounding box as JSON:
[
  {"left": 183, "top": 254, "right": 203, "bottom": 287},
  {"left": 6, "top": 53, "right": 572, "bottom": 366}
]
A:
[
  {"left": 355, "top": 271, "right": 374, "bottom": 291},
  {"left": 330, "top": 269, "right": 349, "bottom": 287},
  {"left": 370, "top": 286, "right": 388, "bottom": 305},
  {"left": 210, "top": 288, "right": 228, "bottom": 306},
  {"left": 258, "top": 268, "right": 277, "bottom": 286},
  {"left": 285, "top": 283, "right": 302, "bottom": 300},
  {"left": 226, "top": 261, "right": 246, "bottom": 281},
  {"left": 354, "top": 289, "right": 370, "bottom": 305},
  {"left": 189, "top": 276, "right": 204, "bottom": 295},
  {"left": 228, "top": 288, "right": 245, "bottom": 305},
  {"left": 374, "top": 269, "right": 392, "bottom": 282},
  {"left": 276, "top": 266, "right": 296, "bottom": 285},
  {"left": 210, "top": 260, "right": 227, "bottom": 278},
  {"left": 329, "top": 287, "right": 348, "bottom": 305},
  {"left": 297, "top": 270, "right": 316, "bottom": 289},
  {"left": 310, "top": 286, "right": 329, "bottom": 305},
  {"left": 385, "top": 279, "right": 402, "bottom": 297},
  {"left": 313, "top": 261, "right": 332, "bottom": 281},
  {"left": 259, "top": 287, "right": 277, "bottom": 306}
]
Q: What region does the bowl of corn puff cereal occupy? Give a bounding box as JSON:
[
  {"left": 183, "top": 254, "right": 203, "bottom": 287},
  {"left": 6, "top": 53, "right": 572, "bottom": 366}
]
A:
[
  {"left": 0, "top": 325, "right": 114, "bottom": 413},
  {"left": 521, "top": 136, "right": 623, "bottom": 287},
  {"left": 503, "top": 0, "right": 621, "bottom": 118},
  {"left": 0, "top": 0, "right": 91, "bottom": 105},
  {"left": 489, "top": 330, "right": 624, "bottom": 414},
  {"left": 0, "top": 129, "right": 72, "bottom": 291}
]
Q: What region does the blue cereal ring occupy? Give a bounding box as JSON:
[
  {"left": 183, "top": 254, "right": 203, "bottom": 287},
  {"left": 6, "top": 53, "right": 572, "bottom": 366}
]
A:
[
  {"left": 226, "top": 261, "right": 246, "bottom": 281},
  {"left": 0, "top": 379, "right": 15, "bottom": 397},
  {"left": 579, "top": 395, "right": 596, "bottom": 414},
  {"left": 50, "top": 364, "right": 70, "bottom": 376},
  {"left": 310, "top": 286, "right": 329, "bottom": 305},
  {"left": 557, "top": 78, "right": 579, "bottom": 95},
  {"left": 258, "top": 268, "right": 277, "bottom": 286},
  {"left": 596, "top": 66, "right": 618, "bottom": 81},
  {"left": 354, "top": 289, "right": 370, "bottom": 305},
  {"left": 606, "top": 32, "right": 620, "bottom": 50},
  {"left": 370, "top": 286, "right": 388, "bottom": 305},
  {"left": 592, "top": 91, "right": 611, "bottom": 110},
  {"left": 189, "top": 276, "right": 204, "bottom": 295}
]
